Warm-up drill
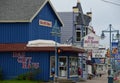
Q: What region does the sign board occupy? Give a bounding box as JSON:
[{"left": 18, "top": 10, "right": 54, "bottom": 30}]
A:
[
  {"left": 111, "top": 41, "right": 120, "bottom": 71},
  {"left": 112, "top": 42, "right": 120, "bottom": 60},
  {"left": 84, "top": 33, "right": 100, "bottom": 49},
  {"left": 92, "top": 49, "right": 106, "bottom": 58},
  {"left": 39, "top": 19, "right": 52, "bottom": 27}
]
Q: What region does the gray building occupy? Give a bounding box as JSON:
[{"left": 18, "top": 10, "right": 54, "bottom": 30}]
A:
[
  {"left": 58, "top": 12, "right": 73, "bottom": 44},
  {"left": 58, "top": 0, "right": 96, "bottom": 80},
  {"left": 58, "top": 12, "right": 92, "bottom": 45}
]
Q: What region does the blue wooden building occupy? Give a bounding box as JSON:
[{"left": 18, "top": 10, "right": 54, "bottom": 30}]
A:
[{"left": 0, "top": 0, "right": 85, "bottom": 81}]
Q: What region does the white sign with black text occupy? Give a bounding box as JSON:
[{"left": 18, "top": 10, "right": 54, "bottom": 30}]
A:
[
  {"left": 92, "top": 49, "right": 106, "bottom": 58},
  {"left": 84, "top": 33, "right": 100, "bottom": 49}
]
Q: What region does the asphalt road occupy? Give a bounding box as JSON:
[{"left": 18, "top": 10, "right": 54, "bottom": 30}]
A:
[{"left": 77, "top": 74, "right": 108, "bottom": 83}]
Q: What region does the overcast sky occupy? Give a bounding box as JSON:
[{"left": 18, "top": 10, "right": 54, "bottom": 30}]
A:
[{"left": 50, "top": 0, "right": 120, "bottom": 47}]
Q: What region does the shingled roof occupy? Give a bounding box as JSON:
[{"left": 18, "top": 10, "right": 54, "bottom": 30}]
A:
[{"left": 0, "top": 0, "right": 63, "bottom": 24}]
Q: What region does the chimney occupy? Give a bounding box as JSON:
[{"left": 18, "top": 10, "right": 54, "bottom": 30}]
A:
[
  {"left": 77, "top": 0, "right": 80, "bottom": 3},
  {"left": 86, "top": 12, "right": 92, "bottom": 18},
  {"left": 73, "top": 0, "right": 80, "bottom": 13}
]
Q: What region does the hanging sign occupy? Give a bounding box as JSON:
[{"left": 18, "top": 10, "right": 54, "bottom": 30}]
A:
[
  {"left": 111, "top": 42, "right": 120, "bottom": 60},
  {"left": 92, "top": 49, "right": 106, "bottom": 58},
  {"left": 84, "top": 33, "right": 100, "bottom": 49}
]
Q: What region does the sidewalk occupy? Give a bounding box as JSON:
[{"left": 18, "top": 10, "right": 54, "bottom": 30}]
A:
[{"left": 76, "top": 74, "right": 108, "bottom": 83}]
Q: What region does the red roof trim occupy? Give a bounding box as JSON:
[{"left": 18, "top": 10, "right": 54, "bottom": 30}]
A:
[{"left": 0, "top": 43, "right": 85, "bottom": 53}]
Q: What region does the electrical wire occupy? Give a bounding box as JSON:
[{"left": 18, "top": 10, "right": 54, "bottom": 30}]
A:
[{"left": 101, "top": 0, "right": 120, "bottom": 6}]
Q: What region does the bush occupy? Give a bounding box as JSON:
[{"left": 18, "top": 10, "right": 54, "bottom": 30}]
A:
[
  {"left": 0, "top": 68, "right": 3, "bottom": 80},
  {"left": 26, "top": 67, "right": 40, "bottom": 80},
  {"left": 16, "top": 68, "right": 40, "bottom": 80}
]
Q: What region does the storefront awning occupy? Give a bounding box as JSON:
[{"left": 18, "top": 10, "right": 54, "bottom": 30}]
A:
[{"left": 0, "top": 43, "right": 85, "bottom": 53}]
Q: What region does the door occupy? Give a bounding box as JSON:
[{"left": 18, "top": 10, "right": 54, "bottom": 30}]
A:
[{"left": 58, "top": 56, "right": 67, "bottom": 77}]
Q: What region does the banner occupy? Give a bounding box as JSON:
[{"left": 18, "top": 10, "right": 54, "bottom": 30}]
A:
[{"left": 112, "top": 42, "right": 119, "bottom": 59}]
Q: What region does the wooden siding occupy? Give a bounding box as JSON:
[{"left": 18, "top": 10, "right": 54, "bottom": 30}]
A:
[
  {"left": 0, "top": 3, "right": 62, "bottom": 44},
  {"left": 0, "top": 52, "right": 50, "bottom": 81},
  {"left": 0, "top": 23, "right": 29, "bottom": 43},
  {"left": 29, "top": 2, "right": 61, "bottom": 42}
]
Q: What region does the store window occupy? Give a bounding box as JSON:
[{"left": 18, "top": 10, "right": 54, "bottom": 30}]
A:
[
  {"left": 69, "top": 57, "right": 78, "bottom": 77},
  {"left": 50, "top": 56, "right": 55, "bottom": 77},
  {"left": 50, "top": 56, "right": 67, "bottom": 77},
  {"left": 82, "top": 63, "right": 86, "bottom": 71},
  {"left": 59, "top": 56, "right": 67, "bottom": 77},
  {"left": 78, "top": 56, "right": 86, "bottom": 71}
]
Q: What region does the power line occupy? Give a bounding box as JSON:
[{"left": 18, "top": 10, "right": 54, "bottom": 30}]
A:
[{"left": 101, "top": 0, "right": 120, "bottom": 6}]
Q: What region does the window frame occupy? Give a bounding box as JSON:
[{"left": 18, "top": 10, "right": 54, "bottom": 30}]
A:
[
  {"left": 69, "top": 56, "right": 78, "bottom": 77},
  {"left": 50, "top": 56, "right": 55, "bottom": 77}
]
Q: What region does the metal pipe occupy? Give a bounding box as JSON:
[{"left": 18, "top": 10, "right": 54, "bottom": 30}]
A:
[
  {"left": 109, "top": 24, "right": 112, "bottom": 70},
  {"left": 101, "top": 24, "right": 119, "bottom": 77},
  {"left": 55, "top": 36, "right": 58, "bottom": 78}
]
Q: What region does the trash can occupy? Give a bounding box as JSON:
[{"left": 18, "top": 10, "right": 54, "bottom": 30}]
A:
[{"left": 108, "top": 76, "right": 113, "bottom": 83}]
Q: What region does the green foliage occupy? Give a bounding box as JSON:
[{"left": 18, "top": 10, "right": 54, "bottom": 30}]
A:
[
  {"left": 15, "top": 74, "right": 26, "bottom": 80},
  {"left": 0, "top": 80, "right": 43, "bottom": 83},
  {"left": 15, "top": 68, "right": 40, "bottom": 80}
]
